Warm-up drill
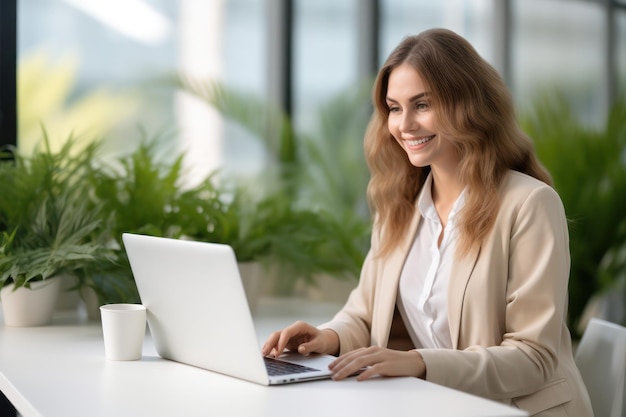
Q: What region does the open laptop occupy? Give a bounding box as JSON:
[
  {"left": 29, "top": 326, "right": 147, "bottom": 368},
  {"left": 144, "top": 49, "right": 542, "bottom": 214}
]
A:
[{"left": 122, "top": 232, "right": 336, "bottom": 385}]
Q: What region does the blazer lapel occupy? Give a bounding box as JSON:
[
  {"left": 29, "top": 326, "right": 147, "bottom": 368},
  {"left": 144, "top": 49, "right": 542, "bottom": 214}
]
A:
[
  {"left": 374, "top": 204, "right": 422, "bottom": 346},
  {"left": 447, "top": 246, "right": 480, "bottom": 349}
]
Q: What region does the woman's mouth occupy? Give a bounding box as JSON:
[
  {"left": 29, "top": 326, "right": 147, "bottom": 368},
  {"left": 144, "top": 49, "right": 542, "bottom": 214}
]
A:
[{"left": 406, "top": 135, "right": 435, "bottom": 147}]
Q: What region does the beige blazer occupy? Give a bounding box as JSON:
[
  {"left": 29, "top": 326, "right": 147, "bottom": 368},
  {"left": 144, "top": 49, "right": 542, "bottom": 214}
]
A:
[{"left": 320, "top": 171, "right": 594, "bottom": 417}]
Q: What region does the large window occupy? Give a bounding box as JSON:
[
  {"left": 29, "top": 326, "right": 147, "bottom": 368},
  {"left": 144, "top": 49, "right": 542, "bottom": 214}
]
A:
[
  {"left": 14, "top": 0, "right": 625, "bottom": 180},
  {"left": 380, "top": 0, "right": 494, "bottom": 65},
  {"left": 511, "top": 0, "right": 607, "bottom": 125},
  {"left": 17, "top": 0, "right": 266, "bottom": 182},
  {"left": 18, "top": 1, "right": 178, "bottom": 154},
  {"left": 292, "top": 0, "right": 358, "bottom": 131}
]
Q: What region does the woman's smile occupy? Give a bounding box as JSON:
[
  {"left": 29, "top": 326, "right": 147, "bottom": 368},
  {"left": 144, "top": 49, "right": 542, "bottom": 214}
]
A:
[{"left": 405, "top": 135, "right": 435, "bottom": 149}]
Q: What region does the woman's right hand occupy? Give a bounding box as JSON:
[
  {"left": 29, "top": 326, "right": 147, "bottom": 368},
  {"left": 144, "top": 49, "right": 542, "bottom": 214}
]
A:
[{"left": 261, "top": 321, "right": 340, "bottom": 358}]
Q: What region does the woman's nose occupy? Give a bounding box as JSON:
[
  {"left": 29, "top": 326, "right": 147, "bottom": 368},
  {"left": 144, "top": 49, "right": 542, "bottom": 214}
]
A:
[{"left": 399, "top": 112, "right": 417, "bottom": 133}]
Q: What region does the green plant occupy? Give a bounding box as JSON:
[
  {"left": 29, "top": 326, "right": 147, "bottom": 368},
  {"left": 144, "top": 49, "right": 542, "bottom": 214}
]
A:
[
  {"left": 0, "top": 134, "right": 114, "bottom": 290},
  {"left": 87, "top": 136, "right": 239, "bottom": 303},
  {"left": 206, "top": 190, "right": 369, "bottom": 294},
  {"left": 174, "top": 77, "right": 373, "bottom": 290},
  {"left": 261, "top": 201, "right": 370, "bottom": 294},
  {"left": 88, "top": 138, "right": 186, "bottom": 303},
  {"left": 522, "top": 96, "right": 626, "bottom": 336}
]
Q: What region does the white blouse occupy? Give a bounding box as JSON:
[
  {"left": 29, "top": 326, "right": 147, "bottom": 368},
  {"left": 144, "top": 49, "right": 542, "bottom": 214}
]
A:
[{"left": 397, "top": 174, "right": 466, "bottom": 349}]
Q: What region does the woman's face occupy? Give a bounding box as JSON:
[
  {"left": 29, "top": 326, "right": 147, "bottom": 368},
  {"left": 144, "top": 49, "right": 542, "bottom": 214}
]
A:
[{"left": 386, "top": 63, "right": 459, "bottom": 173}]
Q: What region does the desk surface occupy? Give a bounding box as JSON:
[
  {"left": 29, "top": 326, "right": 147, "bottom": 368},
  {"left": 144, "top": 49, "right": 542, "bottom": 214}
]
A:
[{"left": 0, "top": 298, "right": 527, "bottom": 417}]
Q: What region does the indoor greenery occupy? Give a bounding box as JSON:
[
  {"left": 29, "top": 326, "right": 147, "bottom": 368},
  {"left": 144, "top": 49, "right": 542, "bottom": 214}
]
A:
[
  {"left": 86, "top": 137, "right": 223, "bottom": 304},
  {"left": 86, "top": 136, "right": 365, "bottom": 301},
  {"left": 205, "top": 189, "right": 370, "bottom": 294},
  {"left": 175, "top": 76, "right": 373, "bottom": 292},
  {"left": 522, "top": 96, "right": 626, "bottom": 337},
  {"left": 0, "top": 135, "right": 113, "bottom": 291}
]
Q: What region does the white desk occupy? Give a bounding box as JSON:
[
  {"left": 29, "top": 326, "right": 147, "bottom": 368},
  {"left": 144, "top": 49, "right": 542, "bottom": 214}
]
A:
[{"left": 0, "top": 298, "right": 527, "bottom": 417}]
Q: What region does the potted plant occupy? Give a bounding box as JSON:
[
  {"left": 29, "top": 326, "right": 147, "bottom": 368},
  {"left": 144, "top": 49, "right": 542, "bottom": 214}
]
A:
[
  {"left": 89, "top": 140, "right": 296, "bottom": 308},
  {"left": 0, "top": 135, "right": 114, "bottom": 326},
  {"left": 86, "top": 137, "right": 236, "bottom": 306},
  {"left": 189, "top": 186, "right": 368, "bottom": 297},
  {"left": 222, "top": 190, "right": 368, "bottom": 295}
]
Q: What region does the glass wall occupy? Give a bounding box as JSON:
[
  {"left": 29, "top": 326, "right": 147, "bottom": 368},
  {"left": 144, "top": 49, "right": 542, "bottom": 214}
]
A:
[
  {"left": 17, "top": 0, "right": 267, "bottom": 182},
  {"left": 220, "top": 0, "right": 267, "bottom": 178},
  {"left": 16, "top": 0, "right": 625, "bottom": 180},
  {"left": 511, "top": 0, "right": 606, "bottom": 125},
  {"left": 380, "top": 0, "right": 494, "bottom": 66},
  {"left": 18, "top": 0, "right": 178, "bottom": 155},
  {"left": 292, "top": 0, "right": 357, "bottom": 131}
]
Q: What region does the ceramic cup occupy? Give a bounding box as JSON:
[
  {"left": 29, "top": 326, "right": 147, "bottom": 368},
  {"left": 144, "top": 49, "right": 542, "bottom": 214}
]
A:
[{"left": 100, "top": 303, "right": 147, "bottom": 361}]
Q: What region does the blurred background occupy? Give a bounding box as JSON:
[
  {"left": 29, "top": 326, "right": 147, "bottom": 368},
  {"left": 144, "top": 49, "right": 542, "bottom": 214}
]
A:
[
  {"left": 11, "top": 0, "right": 624, "bottom": 175},
  {"left": 1, "top": 0, "right": 625, "bottom": 334}
]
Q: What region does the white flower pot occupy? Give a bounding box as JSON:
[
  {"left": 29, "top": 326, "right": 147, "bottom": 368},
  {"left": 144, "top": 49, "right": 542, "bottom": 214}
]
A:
[{"left": 1, "top": 277, "right": 62, "bottom": 326}]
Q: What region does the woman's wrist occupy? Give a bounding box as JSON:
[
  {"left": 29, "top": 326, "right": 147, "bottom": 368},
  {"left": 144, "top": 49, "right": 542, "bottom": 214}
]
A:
[
  {"left": 411, "top": 350, "right": 427, "bottom": 379},
  {"left": 321, "top": 329, "right": 340, "bottom": 356}
]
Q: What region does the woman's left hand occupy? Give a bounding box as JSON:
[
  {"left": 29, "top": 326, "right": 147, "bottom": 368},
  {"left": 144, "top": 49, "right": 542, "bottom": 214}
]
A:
[{"left": 329, "top": 346, "right": 426, "bottom": 381}]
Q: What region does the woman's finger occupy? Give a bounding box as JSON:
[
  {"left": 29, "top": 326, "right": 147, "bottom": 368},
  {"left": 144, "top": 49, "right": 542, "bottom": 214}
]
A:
[
  {"left": 330, "top": 348, "right": 377, "bottom": 380},
  {"left": 261, "top": 330, "right": 282, "bottom": 356},
  {"left": 330, "top": 347, "right": 425, "bottom": 381},
  {"left": 269, "top": 321, "right": 318, "bottom": 357}
]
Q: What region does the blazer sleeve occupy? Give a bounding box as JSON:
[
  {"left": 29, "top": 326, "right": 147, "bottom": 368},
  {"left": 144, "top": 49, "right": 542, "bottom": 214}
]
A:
[{"left": 419, "top": 183, "right": 572, "bottom": 400}]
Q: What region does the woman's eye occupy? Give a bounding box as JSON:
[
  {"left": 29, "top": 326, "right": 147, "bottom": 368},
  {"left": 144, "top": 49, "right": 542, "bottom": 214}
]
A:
[
  {"left": 388, "top": 105, "right": 400, "bottom": 113},
  {"left": 416, "top": 102, "right": 430, "bottom": 111}
]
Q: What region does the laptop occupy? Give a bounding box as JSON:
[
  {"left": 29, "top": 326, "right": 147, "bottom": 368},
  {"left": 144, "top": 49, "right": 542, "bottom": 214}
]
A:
[{"left": 122, "top": 232, "right": 336, "bottom": 385}]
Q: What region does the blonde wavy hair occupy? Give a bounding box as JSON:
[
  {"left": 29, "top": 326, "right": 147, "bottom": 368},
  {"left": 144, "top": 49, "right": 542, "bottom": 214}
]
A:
[{"left": 365, "top": 28, "right": 552, "bottom": 258}]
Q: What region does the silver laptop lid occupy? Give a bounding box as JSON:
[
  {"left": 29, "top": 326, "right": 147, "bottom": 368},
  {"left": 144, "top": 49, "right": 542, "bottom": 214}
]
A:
[{"left": 122, "top": 233, "right": 269, "bottom": 385}]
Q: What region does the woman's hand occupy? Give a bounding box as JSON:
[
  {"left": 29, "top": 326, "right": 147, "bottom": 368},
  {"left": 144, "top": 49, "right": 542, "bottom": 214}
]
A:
[
  {"left": 261, "top": 321, "right": 340, "bottom": 358},
  {"left": 329, "top": 347, "right": 426, "bottom": 381}
]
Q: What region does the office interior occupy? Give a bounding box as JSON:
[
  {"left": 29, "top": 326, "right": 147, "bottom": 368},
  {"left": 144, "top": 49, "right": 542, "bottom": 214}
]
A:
[{"left": 0, "top": 1, "right": 625, "bottom": 415}]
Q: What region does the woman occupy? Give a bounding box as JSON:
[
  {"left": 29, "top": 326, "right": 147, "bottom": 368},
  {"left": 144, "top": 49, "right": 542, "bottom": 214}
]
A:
[{"left": 262, "top": 28, "right": 593, "bottom": 417}]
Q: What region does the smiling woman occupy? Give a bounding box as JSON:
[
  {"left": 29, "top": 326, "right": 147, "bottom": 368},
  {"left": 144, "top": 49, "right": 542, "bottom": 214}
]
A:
[{"left": 263, "top": 28, "right": 594, "bottom": 417}]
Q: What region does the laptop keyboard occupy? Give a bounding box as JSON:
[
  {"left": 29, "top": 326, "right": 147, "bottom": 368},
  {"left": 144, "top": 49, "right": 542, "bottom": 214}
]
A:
[{"left": 264, "top": 357, "right": 320, "bottom": 376}]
